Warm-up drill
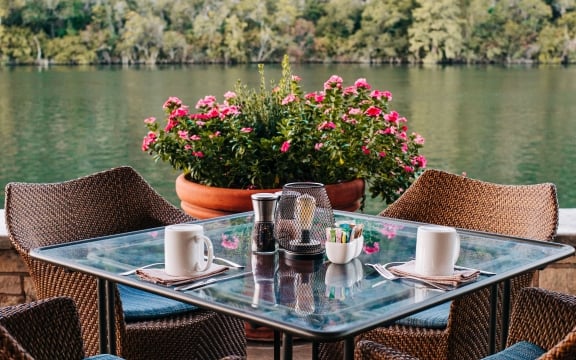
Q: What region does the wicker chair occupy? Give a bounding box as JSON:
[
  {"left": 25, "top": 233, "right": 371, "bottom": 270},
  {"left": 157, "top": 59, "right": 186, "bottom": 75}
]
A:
[
  {"left": 319, "top": 169, "right": 559, "bottom": 360},
  {"left": 0, "top": 296, "right": 123, "bottom": 360},
  {"left": 354, "top": 287, "right": 576, "bottom": 360},
  {"left": 4, "top": 166, "right": 247, "bottom": 360}
]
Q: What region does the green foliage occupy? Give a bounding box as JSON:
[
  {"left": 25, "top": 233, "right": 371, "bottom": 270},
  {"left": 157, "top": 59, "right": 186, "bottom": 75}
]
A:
[
  {"left": 1, "top": 0, "right": 576, "bottom": 64},
  {"left": 142, "top": 56, "right": 426, "bottom": 204}
]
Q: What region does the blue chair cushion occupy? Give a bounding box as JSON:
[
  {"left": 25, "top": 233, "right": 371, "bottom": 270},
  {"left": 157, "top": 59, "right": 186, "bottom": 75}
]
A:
[
  {"left": 118, "top": 284, "right": 197, "bottom": 321},
  {"left": 86, "top": 355, "right": 125, "bottom": 360},
  {"left": 482, "top": 341, "right": 546, "bottom": 360},
  {"left": 394, "top": 301, "right": 451, "bottom": 329}
]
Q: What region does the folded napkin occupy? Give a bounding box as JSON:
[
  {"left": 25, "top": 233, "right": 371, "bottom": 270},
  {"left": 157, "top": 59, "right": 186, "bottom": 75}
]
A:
[
  {"left": 136, "top": 264, "right": 228, "bottom": 286},
  {"left": 388, "top": 261, "right": 480, "bottom": 287}
]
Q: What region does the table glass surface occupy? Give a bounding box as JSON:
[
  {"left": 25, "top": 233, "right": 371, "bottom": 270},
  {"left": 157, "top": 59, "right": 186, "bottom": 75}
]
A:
[{"left": 31, "top": 211, "right": 574, "bottom": 339}]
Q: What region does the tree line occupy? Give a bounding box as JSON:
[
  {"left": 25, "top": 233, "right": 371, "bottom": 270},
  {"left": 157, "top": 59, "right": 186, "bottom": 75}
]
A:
[{"left": 0, "top": 0, "right": 575, "bottom": 65}]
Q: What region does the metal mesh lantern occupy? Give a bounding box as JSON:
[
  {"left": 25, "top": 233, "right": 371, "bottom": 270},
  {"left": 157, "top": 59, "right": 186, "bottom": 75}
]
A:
[{"left": 275, "top": 182, "right": 334, "bottom": 259}]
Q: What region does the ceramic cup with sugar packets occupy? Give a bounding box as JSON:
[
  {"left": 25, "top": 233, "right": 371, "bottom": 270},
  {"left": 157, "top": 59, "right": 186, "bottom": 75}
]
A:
[{"left": 325, "top": 222, "right": 364, "bottom": 264}]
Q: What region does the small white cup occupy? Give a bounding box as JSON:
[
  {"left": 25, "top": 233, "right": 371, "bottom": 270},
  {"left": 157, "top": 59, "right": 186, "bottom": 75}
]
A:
[
  {"left": 164, "top": 224, "right": 214, "bottom": 276},
  {"left": 415, "top": 225, "right": 460, "bottom": 276},
  {"left": 325, "top": 239, "right": 357, "bottom": 264}
]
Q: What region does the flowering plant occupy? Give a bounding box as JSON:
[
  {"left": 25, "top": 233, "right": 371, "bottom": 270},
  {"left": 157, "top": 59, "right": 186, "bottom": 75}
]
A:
[{"left": 142, "top": 56, "right": 426, "bottom": 205}]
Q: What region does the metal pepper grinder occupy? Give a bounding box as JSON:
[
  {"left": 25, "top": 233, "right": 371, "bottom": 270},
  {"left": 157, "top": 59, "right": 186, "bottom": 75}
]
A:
[{"left": 251, "top": 193, "right": 279, "bottom": 253}]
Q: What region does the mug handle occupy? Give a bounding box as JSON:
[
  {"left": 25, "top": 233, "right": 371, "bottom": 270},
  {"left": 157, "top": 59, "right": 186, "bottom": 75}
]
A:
[
  {"left": 452, "top": 233, "right": 461, "bottom": 265},
  {"left": 198, "top": 235, "right": 214, "bottom": 272}
]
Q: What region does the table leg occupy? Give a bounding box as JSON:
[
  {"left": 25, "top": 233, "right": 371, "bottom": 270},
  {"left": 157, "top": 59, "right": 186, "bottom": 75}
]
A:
[
  {"left": 488, "top": 283, "right": 498, "bottom": 354},
  {"left": 97, "top": 278, "right": 117, "bottom": 355},
  {"left": 105, "top": 280, "right": 117, "bottom": 355},
  {"left": 281, "top": 332, "right": 293, "bottom": 360},
  {"left": 97, "top": 279, "right": 108, "bottom": 354},
  {"left": 274, "top": 330, "right": 281, "bottom": 360},
  {"left": 500, "top": 279, "right": 512, "bottom": 350},
  {"left": 343, "top": 337, "right": 354, "bottom": 360}
]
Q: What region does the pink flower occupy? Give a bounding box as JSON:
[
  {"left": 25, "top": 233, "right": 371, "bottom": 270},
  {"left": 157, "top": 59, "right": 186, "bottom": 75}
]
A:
[
  {"left": 206, "top": 108, "right": 220, "bottom": 119},
  {"left": 378, "top": 151, "right": 386, "bottom": 157},
  {"left": 144, "top": 117, "right": 156, "bottom": 124},
  {"left": 363, "top": 242, "right": 380, "bottom": 254},
  {"left": 348, "top": 108, "right": 362, "bottom": 115},
  {"left": 380, "top": 224, "right": 401, "bottom": 239},
  {"left": 401, "top": 143, "right": 408, "bottom": 153},
  {"left": 192, "top": 151, "right": 204, "bottom": 158},
  {"left": 314, "top": 143, "right": 323, "bottom": 150},
  {"left": 224, "top": 91, "right": 237, "bottom": 100},
  {"left": 163, "top": 96, "right": 182, "bottom": 109},
  {"left": 403, "top": 165, "right": 414, "bottom": 173},
  {"left": 221, "top": 234, "right": 239, "bottom": 249},
  {"left": 220, "top": 105, "right": 240, "bottom": 117},
  {"left": 413, "top": 133, "right": 425, "bottom": 145},
  {"left": 324, "top": 75, "right": 343, "bottom": 90},
  {"left": 164, "top": 119, "right": 178, "bottom": 132},
  {"left": 362, "top": 145, "right": 370, "bottom": 155},
  {"left": 282, "top": 94, "right": 297, "bottom": 105},
  {"left": 172, "top": 107, "right": 189, "bottom": 117},
  {"left": 209, "top": 131, "right": 221, "bottom": 139},
  {"left": 412, "top": 155, "right": 427, "bottom": 168},
  {"left": 343, "top": 86, "right": 357, "bottom": 95},
  {"left": 305, "top": 92, "right": 325, "bottom": 103},
  {"left": 190, "top": 134, "right": 201, "bottom": 141},
  {"left": 384, "top": 111, "right": 399, "bottom": 123},
  {"left": 280, "top": 141, "right": 291, "bottom": 153},
  {"left": 291, "top": 75, "right": 301, "bottom": 82},
  {"left": 241, "top": 127, "right": 253, "bottom": 133},
  {"left": 317, "top": 121, "right": 336, "bottom": 130},
  {"left": 141, "top": 131, "right": 157, "bottom": 151},
  {"left": 354, "top": 78, "right": 371, "bottom": 89},
  {"left": 178, "top": 130, "right": 189, "bottom": 140},
  {"left": 365, "top": 106, "right": 382, "bottom": 117},
  {"left": 383, "top": 91, "right": 392, "bottom": 101},
  {"left": 195, "top": 95, "right": 217, "bottom": 109}
]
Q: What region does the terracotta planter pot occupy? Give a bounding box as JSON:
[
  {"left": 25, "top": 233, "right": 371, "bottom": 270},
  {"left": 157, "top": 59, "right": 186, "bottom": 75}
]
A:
[{"left": 175, "top": 174, "right": 365, "bottom": 219}]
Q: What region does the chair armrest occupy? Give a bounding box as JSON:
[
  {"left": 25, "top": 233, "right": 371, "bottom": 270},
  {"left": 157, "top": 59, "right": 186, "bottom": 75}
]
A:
[
  {"left": 355, "top": 340, "right": 420, "bottom": 360},
  {"left": 508, "top": 287, "right": 576, "bottom": 352},
  {"left": 0, "top": 297, "right": 86, "bottom": 359}
]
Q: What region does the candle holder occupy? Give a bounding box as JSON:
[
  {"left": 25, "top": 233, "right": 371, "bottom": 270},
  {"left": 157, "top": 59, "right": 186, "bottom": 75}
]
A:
[{"left": 275, "top": 182, "right": 334, "bottom": 260}]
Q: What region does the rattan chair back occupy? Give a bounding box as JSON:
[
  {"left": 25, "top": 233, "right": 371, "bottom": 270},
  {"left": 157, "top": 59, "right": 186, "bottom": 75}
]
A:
[
  {"left": 0, "top": 297, "right": 87, "bottom": 360},
  {"left": 379, "top": 169, "right": 558, "bottom": 240},
  {"left": 4, "top": 166, "right": 246, "bottom": 359}
]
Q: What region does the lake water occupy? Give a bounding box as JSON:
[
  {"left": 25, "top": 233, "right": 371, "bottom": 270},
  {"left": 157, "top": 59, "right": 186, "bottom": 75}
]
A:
[{"left": 1, "top": 64, "right": 575, "bottom": 214}]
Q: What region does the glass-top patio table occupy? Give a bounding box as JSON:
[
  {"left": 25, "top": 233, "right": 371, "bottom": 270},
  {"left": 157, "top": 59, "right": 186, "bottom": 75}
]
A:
[{"left": 30, "top": 211, "right": 574, "bottom": 360}]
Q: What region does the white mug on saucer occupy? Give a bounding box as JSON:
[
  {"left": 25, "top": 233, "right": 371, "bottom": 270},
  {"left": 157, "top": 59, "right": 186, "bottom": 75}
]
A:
[
  {"left": 164, "top": 224, "right": 214, "bottom": 277},
  {"left": 415, "top": 225, "right": 460, "bottom": 276}
]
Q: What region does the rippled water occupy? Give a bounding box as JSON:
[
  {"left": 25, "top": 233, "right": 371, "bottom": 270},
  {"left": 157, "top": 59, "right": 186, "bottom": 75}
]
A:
[{"left": 1, "top": 64, "right": 575, "bottom": 214}]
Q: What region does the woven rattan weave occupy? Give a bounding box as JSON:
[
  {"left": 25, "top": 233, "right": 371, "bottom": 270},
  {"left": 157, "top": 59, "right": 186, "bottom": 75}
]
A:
[
  {"left": 4, "top": 166, "right": 247, "bottom": 360},
  {"left": 353, "top": 287, "right": 576, "bottom": 360},
  {"left": 0, "top": 296, "right": 116, "bottom": 360},
  {"left": 319, "top": 168, "right": 559, "bottom": 360}
]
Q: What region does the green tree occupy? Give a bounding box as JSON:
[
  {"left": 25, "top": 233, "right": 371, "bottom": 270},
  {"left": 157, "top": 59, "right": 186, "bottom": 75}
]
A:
[
  {"left": 118, "top": 10, "right": 165, "bottom": 64},
  {"left": 353, "top": 0, "right": 414, "bottom": 63},
  {"left": 409, "top": 0, "right": 464, "bottom": 63}
]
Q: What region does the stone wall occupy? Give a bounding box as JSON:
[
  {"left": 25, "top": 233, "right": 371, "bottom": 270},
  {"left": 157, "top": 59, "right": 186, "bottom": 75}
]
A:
[
  {"left": 1, "top": 208, "right": 575, "bottom": 307},
  {"left": 0, "top": 209, "right": 36, "bottom": 306}
]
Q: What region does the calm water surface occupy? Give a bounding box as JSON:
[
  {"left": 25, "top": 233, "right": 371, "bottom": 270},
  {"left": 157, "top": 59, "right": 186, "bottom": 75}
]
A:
[{"left": 1, "top": 65, "right": 575, "bottom": 214}]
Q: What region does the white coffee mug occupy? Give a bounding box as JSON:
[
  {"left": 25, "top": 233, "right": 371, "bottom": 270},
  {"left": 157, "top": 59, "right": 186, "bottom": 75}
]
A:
[
  {"left": 415, "top": 225, "right": 460, "bottom": 276},
  {"left": 164, "top": 224, "right": 214, "bottom": 276}
]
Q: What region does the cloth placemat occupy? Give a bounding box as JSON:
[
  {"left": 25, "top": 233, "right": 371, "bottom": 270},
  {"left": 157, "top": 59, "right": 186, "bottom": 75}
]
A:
[
  {"left": 388, "top": 260, "right": 480, "bottom": 287},
  {"left": 136, "top": 264, "right": 228, "bottom": 286}
]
